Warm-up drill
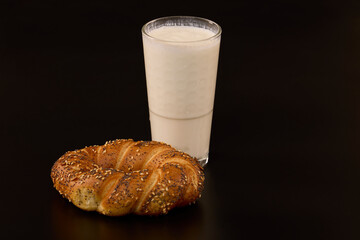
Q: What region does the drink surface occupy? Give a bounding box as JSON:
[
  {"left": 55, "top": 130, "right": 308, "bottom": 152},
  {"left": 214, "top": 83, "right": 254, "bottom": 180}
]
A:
[{"left": 148, "top": 26, "right": 215, "bottom": 42}]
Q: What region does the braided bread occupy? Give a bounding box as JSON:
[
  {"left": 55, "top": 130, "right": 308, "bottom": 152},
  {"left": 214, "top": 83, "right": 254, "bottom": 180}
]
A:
[{"left": 51, "top": 139, "right": 205, "bottom": 216}]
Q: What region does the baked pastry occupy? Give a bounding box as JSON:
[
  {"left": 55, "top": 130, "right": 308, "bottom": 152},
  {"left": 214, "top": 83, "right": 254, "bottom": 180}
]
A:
[{"left": 51, "top": 139, "right": 205, "bottom": 216}]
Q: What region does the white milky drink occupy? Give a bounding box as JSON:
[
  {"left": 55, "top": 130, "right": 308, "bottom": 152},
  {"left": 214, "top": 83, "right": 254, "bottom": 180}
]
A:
[{"left": 142, "top": 16, "right": 221, "bottom": 166}]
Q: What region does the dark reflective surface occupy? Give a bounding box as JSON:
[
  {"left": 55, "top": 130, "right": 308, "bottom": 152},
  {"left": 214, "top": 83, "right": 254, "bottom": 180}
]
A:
[
  {"left": 2, "top": 1, "right": 360, "bottom": 239},
  {"left": 51, "top": 196, "right": 203, "bottom": 240}
]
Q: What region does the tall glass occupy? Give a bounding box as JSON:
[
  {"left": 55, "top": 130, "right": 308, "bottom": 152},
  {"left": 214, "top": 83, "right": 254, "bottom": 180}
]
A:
[{"left": 142, "top": 16, "right": 221, "bottom": 166}]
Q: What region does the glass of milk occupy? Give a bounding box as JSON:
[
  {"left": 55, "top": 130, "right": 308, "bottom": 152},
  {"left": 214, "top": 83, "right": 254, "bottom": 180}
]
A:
[{"left": 142, "top": 16, "right": 221, "bottom": 166}]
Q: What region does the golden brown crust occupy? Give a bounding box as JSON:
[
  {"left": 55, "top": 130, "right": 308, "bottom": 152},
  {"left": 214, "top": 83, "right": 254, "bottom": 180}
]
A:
[{"left": 51, "top": 139, "right": 205, "bottom": 216}]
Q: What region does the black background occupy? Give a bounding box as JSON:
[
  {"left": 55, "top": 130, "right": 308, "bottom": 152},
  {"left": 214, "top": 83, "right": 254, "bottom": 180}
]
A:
[{"left": 1, "top": 0, "right": 360, "bottom": 239}]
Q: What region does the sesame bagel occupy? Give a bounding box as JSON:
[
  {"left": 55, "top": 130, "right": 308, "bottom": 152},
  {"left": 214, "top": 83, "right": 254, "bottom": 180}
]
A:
[{"left": 51, "top": 139, "right": 205, "bottom": 216}]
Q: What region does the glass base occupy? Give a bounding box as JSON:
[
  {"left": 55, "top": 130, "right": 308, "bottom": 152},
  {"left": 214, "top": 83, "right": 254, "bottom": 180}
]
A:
[{"left": 197, "top": 156, "right": 208, "bottom": 167}]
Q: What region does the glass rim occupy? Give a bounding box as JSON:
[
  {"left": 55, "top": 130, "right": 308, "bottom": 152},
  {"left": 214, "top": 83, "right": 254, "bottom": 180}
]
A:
[{"left": 142, "top": 16, "right": 222, "bottom": 44}]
